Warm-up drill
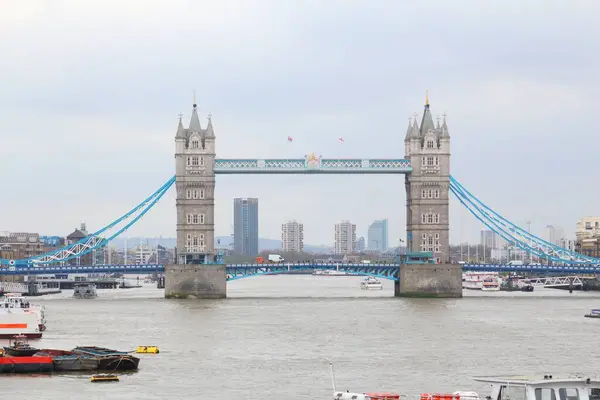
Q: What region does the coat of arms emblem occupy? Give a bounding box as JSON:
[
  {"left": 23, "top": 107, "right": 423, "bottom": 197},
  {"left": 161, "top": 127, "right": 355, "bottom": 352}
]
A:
[{"left": 306, "top": 153, "right": 321, "bottom": 169}]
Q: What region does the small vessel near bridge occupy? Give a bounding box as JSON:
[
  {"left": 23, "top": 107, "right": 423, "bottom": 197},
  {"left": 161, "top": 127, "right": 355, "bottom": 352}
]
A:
[
  {"left": 73, "top": 283, "right": 97, "bottom": 299},
  {"left": 360, "top": 276, "right": 383, "bottom": 290},
  {"left": 584, "top": 309, "right": 600, "bottom": 318}
]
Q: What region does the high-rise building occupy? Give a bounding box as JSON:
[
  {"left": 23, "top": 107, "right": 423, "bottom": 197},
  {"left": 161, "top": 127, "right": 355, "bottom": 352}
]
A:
[
  {"left": 281, "top": 221, "right": 304, "bottom": 252},
  {"left": 480, "top": 230, "right": 507, "bottom": 249},
  {"left": 356, "top": 237, "right": 366, "bottom": 252},
  {"left": 334, "top": 221, "right": 356, "bottom": 254},
  {"left": 367, "top": 219, "right": 388, "bottom": 252},
  {"left": 233, "top": 198, "right": 259, "bottom": 256}
]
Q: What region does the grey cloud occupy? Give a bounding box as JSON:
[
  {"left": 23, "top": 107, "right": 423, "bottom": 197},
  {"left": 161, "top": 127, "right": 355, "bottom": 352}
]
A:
[{"left": 1, "top": 1, "right": 599, "bottom": 245}]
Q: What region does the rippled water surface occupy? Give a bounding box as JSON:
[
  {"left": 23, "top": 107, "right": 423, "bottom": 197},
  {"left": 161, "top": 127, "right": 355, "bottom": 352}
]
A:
[{"left": 3, "top": 275, "right": 600, "bottom": 400}]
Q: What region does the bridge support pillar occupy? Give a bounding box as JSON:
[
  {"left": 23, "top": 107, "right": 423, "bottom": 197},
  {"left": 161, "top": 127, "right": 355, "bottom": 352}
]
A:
[
  {"left": 164, "top": 264, "right": 226, "bottom": 299},
  {"left": 395, "top": 264, "right": 462, "bottom": 298}
]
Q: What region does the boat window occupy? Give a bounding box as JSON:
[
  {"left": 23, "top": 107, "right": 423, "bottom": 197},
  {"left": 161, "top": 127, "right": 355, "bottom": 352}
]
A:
[
  {"left": 557, "top": 389, "right": 579, "bottom": 400},
  {"left": 535, "top": 388, "right": 557, "bottom": 400},
  {"left": 588, "top": 388, "right": 600, "bottom": 400},
  {"left": 501, "top": 385, "right": 526, "bottom": 400}
]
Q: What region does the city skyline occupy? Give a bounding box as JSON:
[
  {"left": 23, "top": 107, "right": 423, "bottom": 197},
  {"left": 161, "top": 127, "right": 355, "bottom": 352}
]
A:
[
  {"left": 1, "top": 2, "right": 599, "bottom": 246},
  {"left": 233, "top": 198, "right": 259, "bottom": 256}
]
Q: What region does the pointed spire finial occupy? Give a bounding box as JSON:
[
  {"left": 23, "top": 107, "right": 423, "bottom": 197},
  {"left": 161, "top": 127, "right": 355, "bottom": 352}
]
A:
[
  {"left": 425, "top": 90, "right": 429, "bottom": 106},
  {"left": 177, "top": 112, "right": 183, "bottom": 121},
  {"left": 193, "top": 90, "right": 197, "bottom": 108},
  {"left": 208, "top": 112, "right": 212, "bottom": 121}
]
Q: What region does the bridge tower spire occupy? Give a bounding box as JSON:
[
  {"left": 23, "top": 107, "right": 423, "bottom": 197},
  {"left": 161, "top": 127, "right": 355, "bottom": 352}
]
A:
[{"left": 405, "top": 93, "right": 450, "bottom": 263}]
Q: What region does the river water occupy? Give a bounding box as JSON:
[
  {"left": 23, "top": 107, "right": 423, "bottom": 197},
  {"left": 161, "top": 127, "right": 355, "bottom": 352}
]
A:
[{"left": 3, "top": 275, "right": 600, "bottom": 399}]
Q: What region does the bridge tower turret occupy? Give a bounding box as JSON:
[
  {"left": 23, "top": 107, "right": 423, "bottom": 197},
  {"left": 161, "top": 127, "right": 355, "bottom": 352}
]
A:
[
  {"left": 404, "top": 93, "right": 451, "bottom": 263},
  {"left": 174, "top": 101, "right": 216, "bottom": 265}
]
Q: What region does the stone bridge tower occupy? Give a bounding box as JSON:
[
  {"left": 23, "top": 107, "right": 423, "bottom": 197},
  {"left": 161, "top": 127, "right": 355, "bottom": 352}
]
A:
[
  {"left": 404, "top": 94, "right": 451, "bottom": 263},
  {"left": 174, "top": 102, "right": 216, "bottom": 265}
]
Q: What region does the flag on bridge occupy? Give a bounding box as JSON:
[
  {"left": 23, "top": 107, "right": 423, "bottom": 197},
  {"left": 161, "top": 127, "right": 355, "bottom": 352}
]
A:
[
  {"left": 338, "top": 136, "right": 344, "bottom": 143},
  {"left": 287, "top": 136, "right": 293, "bottom": 142}
]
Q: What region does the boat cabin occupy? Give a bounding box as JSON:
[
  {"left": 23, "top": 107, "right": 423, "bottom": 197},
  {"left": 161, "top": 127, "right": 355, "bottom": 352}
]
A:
[{"left": 474, "top": 376, "right": 600, "bottom": 400}]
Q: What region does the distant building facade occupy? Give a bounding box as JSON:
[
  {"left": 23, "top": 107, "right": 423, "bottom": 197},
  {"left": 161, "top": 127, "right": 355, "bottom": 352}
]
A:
[
  {"left": 334, "top": 221, "right": 356, "bottom": 254},
  {"left": 233, "top": 198, "right": 259, "bottom": 256},
  {"left": 367, "top": 219, "right": 388, "bottom": 252},
  {"left": 281, "top": 221, "right": 304, "bottom": 252},
  {"left": 356, "top": 236, "right": 365, "bottom": 252},
  {"left": 575, "top": 217, "right": 600, "bottom": 258}
]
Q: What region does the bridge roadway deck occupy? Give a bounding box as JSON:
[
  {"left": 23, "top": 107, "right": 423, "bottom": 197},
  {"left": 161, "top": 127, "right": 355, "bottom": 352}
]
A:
[{"left": 2, "top": 263, "right": 600, "bottom": 278}]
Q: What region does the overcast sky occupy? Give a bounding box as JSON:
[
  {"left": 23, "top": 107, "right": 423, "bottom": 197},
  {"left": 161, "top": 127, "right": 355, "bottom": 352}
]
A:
[{"left": 1, "top": 0, "right": 599, "bottom": 246}]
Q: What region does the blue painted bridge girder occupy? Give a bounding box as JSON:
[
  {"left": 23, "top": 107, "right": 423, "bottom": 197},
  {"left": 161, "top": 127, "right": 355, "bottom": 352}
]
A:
[{"left": 3, "top": 263, "right": 600, "bottom": 278}]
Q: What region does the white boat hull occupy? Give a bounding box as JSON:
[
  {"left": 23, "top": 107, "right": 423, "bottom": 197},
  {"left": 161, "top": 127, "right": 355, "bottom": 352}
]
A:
[
  {"left": 361, "top": 284, "right": 383, "bottom": 290},
  {"left": 0, "top": 312, "right": 41, "bottom": 338}
]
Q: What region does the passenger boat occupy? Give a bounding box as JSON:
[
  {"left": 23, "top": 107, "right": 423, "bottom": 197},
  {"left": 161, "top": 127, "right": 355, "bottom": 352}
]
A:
[
  {"left": 584, "top": 309, "right": 600, "bottom": 318},
  {"left": 0, "top": 293, "right": 47, "bottom": 332},
  {"left": 481, "top": 279, "right": 500, "bottom": 291},
  {"left": 0, "top": 311, "right": 42, "bottom": 339},
  {"left": 73, "top": 283, "right": 97, "bottom": 299},
  {"left": 334, "top": 374, "right": 600, "bottom": 400},
  {"left": 0, "top": 355, "right": 53, "bottom": 373},
  {"left": 360, "top": 276, "right": 383, "bottom": 290},
  {"left": 36, "top": 349, "right": 100, "bottom": 371},
  {"left": 462, "top": 272, "right": 499, "bottom": 290},
  {"left": 3, "top": 335, "right": 40, "bottom": 357},
  {"left": 72, "top": 346, "right": 140, "bottom": 370}
]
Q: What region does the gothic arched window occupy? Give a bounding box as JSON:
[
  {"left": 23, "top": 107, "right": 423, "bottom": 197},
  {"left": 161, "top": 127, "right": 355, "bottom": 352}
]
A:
[{"left": 191, "top": 139, "right": 199, "bottom": 149}]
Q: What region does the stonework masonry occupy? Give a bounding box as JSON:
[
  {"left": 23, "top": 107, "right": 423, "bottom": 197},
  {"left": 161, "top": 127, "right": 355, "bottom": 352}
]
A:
[
  {"left": 166, "top": 102, "right": 227, "bottom": 299},
  {"left": 164, "top": 264, "right": 226, "bottom": 299},
  {"left": 404, "top": 98, "right": 451, "bottom": 263},
  {"left": 394, "top": 263, "right": 462, "bottom": 298}
]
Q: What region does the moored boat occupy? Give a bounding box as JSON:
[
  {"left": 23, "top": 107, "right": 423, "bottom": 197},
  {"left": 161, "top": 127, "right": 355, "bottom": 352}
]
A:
[
  {"left": 37, "top": 349, "right": 100, "bottom": 371},
  {"left": 0, "top": 355, "right": 53, "bottom": 373},
  {"left": 3, "top": 335, "right": 40, "bottom": 357},
  {"left": 360, "top": 276, "right": 383, "bottom": 290},
  {"left": 0, "top": 312, "right": 42, "bottom": 339},
  {"left": 584, "top": 309, "right": 600, "bottom": 318},
  {"left": 333, "top": 373, "right": 600, "bottom": 400},
  {"left": 72, "top": 346, "right": 140, "bottom": 370},
  {"left": 0, "top": 293, "right": 47, "bottom": 332},
  {"left": 481, "top": 279, "right": 500, "bottom": 291}
]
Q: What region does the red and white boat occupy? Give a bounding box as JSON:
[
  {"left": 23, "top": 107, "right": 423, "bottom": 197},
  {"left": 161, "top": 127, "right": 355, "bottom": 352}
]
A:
[
  {"left": 0, "top": 294, "right": 46, "bottom": 335},
  {"left": 0, "top": 312, "right": 42, "bottom": 339}
]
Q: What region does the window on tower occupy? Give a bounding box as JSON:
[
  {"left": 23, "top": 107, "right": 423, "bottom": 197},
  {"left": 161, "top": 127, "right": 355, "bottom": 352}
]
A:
[
  {"left": 191, "top": 139, "right": 199, "bottom": 149},
  {"left": 427, "top": 156, "right": 434, "bottom": 166},
  {"left": 199, "top": 189, "right": 205, "bottom": 199},
  {"left": 200, "top": 157, "right": 205, "bottom": 167},
  {"left": 186, "top": 189, "right": 192, "bottom": 199},
  {"left": 192, "top": 156, "right": 199, "bottom": 166},
  {"left": 186, "top": 157, "right": 191, "bottom": 166},
  {"left": 427, "top": 139, "right": 434, "bottom": 149},
  {"left": 192, "top": 236, "right": 199, "bottom": 246},
  {"left": 199, "top": 214, "right": 205, "bottom": 224},
  {"left": 422, "top": 189, "right": 427, "bottom": 198},
  {"left": 186, "top": 214, "right": 192, "bottom": 224},
  {"left": 192, "top": 214, "right": 199, "bottom": 224}
]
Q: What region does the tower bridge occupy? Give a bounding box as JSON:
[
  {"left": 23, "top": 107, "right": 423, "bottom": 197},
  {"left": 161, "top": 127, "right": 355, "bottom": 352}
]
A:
[{"left": 2, "top": 95, "right": 600, "bottom": 299}]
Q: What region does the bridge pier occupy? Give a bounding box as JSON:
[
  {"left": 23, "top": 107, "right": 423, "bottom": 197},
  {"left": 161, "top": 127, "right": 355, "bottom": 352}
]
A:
[
  {"left": 164, "top": 265, "right": 226, "bottom": 299},
  {"left": 395, "top": 264, "right": 462, "bottom": 298}
]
